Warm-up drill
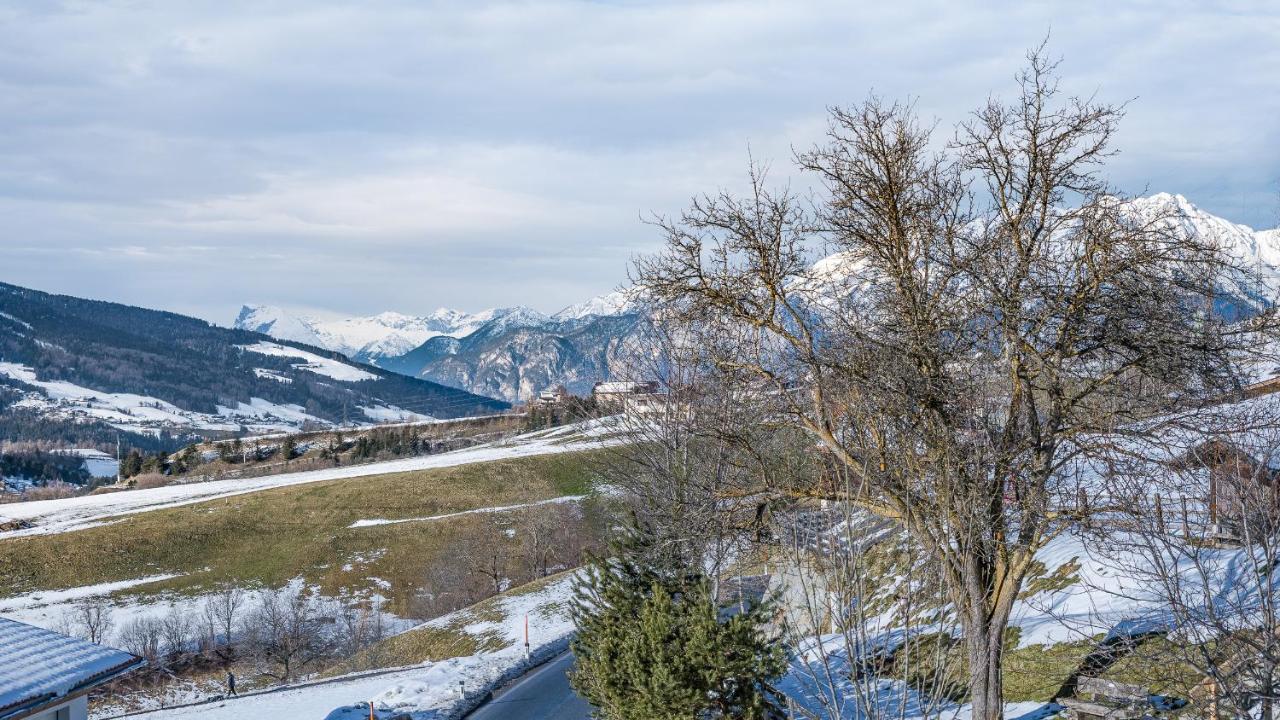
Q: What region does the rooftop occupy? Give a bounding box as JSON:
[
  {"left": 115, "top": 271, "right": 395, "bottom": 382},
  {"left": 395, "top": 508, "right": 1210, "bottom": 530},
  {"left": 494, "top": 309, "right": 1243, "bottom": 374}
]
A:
[{"left": 0, "top": 617, "right": 143, "bottom": 719}]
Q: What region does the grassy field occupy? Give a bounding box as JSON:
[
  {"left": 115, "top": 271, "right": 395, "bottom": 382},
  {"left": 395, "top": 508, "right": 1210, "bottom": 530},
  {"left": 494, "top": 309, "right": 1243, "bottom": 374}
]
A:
[{"left": 0, "top": 449, "right": 609, "bottom": 617}]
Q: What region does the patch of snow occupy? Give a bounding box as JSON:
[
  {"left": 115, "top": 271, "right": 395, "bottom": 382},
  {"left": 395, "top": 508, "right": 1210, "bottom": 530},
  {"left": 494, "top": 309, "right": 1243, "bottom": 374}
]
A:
[
  {"left": 0, "top": 310, "right": 32, "bottom": 329},
  {"left": 252, "top": 368, "right": 293, "bottom": 384},
  {"left": 348, "top": 495, "right": 586, "bottom": 528},
  {"left": 55, "top": 449, "right": 120, "bottom": 478},
  {"left": 553, "top": 288, "right": 640, "bottom": 320},
  {"left": 239, "top": 342, "right": 378, "bottom": 382},
  {"left": 0, "top": 361, "right": 245, "bottom": 434},
  {"left": 359, "top": 405, "right": 434, "bottom": 423},
  {"left": 125, "top": 574, "right": 579, "bottom": 720}
]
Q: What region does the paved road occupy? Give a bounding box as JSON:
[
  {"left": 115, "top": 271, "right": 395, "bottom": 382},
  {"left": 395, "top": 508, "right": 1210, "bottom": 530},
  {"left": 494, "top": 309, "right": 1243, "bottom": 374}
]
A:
[{"left": 464, "top": 651, "right": 592, "bottom": 720}]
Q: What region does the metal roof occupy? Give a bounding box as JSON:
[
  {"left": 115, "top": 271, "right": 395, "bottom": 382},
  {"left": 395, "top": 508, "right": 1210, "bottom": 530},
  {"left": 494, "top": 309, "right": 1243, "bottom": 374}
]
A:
[{"left": 0, "top": 616, "right": 143, "bottom": 719}]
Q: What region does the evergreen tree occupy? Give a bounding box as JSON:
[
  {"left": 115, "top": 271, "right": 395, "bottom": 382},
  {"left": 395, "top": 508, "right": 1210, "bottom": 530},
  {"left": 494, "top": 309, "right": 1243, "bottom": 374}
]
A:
[
  {"left": 569, "top": 522, "right": 785, "bottom": 719},
  {"left": 120, "top": 449, "right": 143, "bottom": 478}
]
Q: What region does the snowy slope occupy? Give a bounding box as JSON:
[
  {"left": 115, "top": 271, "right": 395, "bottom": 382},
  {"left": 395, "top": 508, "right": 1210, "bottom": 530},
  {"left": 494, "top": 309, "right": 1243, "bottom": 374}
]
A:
[
  {"left": 553, "top": 288, "right": 639, "bottom": 321},
  {"left": 232, "top": 305, "right": 325, "bottom": 347},
  {"left": 0, "top": 361, "right": 309, "bottom": 435}
]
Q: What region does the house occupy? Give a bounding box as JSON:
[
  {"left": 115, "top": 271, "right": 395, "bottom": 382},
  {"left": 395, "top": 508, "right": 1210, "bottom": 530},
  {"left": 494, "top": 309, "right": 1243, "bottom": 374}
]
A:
[
  {"left": 1172, "top": 439, "right": 1279, "bottom": 542},
  {"left": 531, "top": 384, "right": 570, "bottom": 406},
  {"left": 591, "top": 380, "right": 660, "bottom": 411},
  {"left": 0, "top": 617, "right": 143, "bottom": 720}
]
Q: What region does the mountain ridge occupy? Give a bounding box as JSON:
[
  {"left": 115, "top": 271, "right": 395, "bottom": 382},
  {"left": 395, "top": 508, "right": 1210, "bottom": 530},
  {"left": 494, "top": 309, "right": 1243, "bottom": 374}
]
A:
[
  {"left": 0, "top": 282, "right": 509, "bottom": 450},
  {"left": 234, "top": 195, "right": 1280, "bottom": 403}
]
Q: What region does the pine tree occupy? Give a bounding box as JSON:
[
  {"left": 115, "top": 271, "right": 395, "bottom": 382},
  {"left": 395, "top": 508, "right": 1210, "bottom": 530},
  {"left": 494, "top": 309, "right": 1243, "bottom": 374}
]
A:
[{"left": 569, "top": 521, "right": 786, "bottom": 719}]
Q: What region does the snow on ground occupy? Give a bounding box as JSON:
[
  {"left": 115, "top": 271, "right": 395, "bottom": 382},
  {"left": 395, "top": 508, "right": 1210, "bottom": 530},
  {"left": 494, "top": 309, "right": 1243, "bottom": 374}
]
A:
[
  {"left": 0, "top": 419, "right": 619, "bottom": 539},
  {"left": 0, "top": 574, "right": 181, "bottom": 628},
  {"left": 360, "top": 404, "right": 434, "bottom": 423},
  {"left": 252, "top": 367, "right": 293, "bottom": 383},
  {"left": 0, "top": 361, "right": 333, "bottom": 435},
  {"left": 215, "top": 397, "right": 328, "bottom": 429},
  {"left": 779, "top": 637, "right": 1052, "bottom": 720},
  {"left": 0, "top": 310, "right": 33, "bottom": 329},
  {"left": 123, "top": 574, "right": 578, "bottom": 720},
  {"left": 349, "top": 495, "right": 586, "bottom": 528},
  {"left": 56, "top": 448, "right": 120, "bottom": 478},
  {"left": 1009, "top": 531, "right": 1147, "bottom": 648},
  {"left": 239, "top": 342, "right": 377, "bottom": 382}
]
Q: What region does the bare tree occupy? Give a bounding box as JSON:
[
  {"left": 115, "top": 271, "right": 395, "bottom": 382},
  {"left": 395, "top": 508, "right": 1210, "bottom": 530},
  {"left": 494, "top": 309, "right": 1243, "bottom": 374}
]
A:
[
  {"left": 207, "top": 584, "right": 242, "bottom": 645},
  {"left": 65, "top": 597, "right": 114, "bottom": 645},
  {"left": 242, "top": 585, "right": 330, "bottom": 683},
  {"left": 333, "top": 598, "right": 386, "bottom": 669},
  {"left": 203, "top": 583, "right": 243, "bottom": 664},
  {"left": 461, "top": 515, "right": 516, "bottom": 597},
  {"left": 633, "top": 46, "right": 1273, "bottom": 718},
  {"left": 118, "top": 616, "right": 163, "bottom": 663},
  {"left": 1084, "top": 402, "right": 1280, "bottom": 718},
  {"left": 159, "top": 602, "right": 191, "bottom": 657}
]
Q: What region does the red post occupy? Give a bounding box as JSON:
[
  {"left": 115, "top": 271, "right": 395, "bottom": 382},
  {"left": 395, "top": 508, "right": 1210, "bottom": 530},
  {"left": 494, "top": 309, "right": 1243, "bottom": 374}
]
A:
[{"left": 369, "top": 700, "right": 374, "bottom": 720}]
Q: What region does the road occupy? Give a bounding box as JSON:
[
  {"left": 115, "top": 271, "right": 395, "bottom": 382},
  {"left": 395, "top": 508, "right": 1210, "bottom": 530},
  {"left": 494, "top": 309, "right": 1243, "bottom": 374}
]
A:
[{"left": 464, "top": 651, "right": 592, "bottom": 720}]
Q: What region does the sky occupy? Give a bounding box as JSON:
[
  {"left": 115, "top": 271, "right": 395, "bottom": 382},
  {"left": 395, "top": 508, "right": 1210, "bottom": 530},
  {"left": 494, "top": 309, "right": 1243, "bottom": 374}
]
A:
[{"left": 0, "top": 1, "right": 1277, "bottom": 324}]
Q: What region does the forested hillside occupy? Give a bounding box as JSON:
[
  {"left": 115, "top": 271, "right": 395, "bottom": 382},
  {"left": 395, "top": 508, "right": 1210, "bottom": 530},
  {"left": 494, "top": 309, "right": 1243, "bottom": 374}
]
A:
[{"left": 0, "top": 282, "right": 509, "bottom": 457}]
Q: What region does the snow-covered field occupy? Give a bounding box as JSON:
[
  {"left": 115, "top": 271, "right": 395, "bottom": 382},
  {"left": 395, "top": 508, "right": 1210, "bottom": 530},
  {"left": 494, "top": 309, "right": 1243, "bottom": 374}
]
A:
[
  {"left": 0, "top": 419, "right": 620, "bottom": 539},
  {"left": 239, "top": 342, "right": 378, "bottom": 382},
  {"left": 120, "top": 574, "right": 579, "bottom": 720}
]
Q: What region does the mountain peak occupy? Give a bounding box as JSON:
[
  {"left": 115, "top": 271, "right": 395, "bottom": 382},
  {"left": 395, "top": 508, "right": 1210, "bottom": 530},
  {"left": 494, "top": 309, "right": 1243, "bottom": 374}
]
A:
[{"left": 553, "top": 289, "right": 638, "bottom": 320}]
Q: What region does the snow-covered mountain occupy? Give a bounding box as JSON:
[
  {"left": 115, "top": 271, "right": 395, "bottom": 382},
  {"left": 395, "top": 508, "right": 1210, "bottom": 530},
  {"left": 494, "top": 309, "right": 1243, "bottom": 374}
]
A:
[
  {"left": 236, "top": 195, "right": 1279, "bottom": 403},
  {"left": 234, "top": 290, "right": 645, "bottom": 402},
  {"left": 552, "top": 289, "right": 638, "bottom": 321},
  {"left": 234, "top": 305, "right": 497, "bottom": 364},
  {"left": 0, "top": 283, "right": 509, "bottom": 450}
]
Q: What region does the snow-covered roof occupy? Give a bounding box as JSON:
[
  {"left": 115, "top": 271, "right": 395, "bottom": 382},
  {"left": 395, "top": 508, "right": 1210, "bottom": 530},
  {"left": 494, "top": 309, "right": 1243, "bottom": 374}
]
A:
[
  {"left": 0, "top": 617, "right": 142, "bottom": 719},
  {"left": 592, "top": 381, "right": 655, "bottom": 395}
]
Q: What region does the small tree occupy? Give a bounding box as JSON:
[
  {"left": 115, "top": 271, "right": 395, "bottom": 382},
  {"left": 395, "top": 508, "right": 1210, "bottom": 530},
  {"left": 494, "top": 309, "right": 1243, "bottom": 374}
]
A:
[
  {"left": 570, "top": 522, "right": 786, "bottom": 719},
  {"left": 242, "top": 585, "right": 329, "bottom": 682},
  {"left": 205, "top": 583, "right": 243, "bottom": 664},
  {"left": 65, "top": 597, "right": 114, "bottom": 644}
]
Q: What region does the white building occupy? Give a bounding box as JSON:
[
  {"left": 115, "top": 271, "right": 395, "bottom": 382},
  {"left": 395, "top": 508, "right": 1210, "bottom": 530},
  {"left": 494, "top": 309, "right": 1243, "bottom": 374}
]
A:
[
  {"left": 55, "top": 450, "right": 119, "bottom": 480},
  {"left": 0, "top": 617, "right": 143, "bottom": 720}
]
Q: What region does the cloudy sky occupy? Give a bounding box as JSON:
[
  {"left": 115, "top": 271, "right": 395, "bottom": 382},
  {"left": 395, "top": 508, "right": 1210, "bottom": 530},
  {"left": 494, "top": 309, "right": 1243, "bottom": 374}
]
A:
[{"left": 1, "top": 1, "right": 1277, "bottom": 323}]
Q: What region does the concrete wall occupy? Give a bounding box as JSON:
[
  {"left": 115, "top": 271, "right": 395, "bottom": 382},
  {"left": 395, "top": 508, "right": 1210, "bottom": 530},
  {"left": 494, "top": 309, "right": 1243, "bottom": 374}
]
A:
[{"left": 26, "top": 695, "right": 86, "bottom": 720}]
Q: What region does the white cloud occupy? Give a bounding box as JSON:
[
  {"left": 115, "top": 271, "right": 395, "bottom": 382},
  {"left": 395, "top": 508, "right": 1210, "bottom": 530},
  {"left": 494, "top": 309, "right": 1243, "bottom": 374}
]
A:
[{"left": 0, "top": 0, "right": 1275, "bottom": 321}]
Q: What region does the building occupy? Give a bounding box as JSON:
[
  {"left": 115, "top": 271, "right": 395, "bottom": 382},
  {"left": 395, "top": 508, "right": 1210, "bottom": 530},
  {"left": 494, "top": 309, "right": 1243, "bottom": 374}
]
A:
[
  {"left": 0, "top": 617, "right": 143, "bottom": 720},
  {"left": 53, "top": 450, "right": 119, "bottom": 480},
  {"left": 531, "top": 384, "right": 570, "bottom": 406},
  {"left": 591, "top": 380, "right": 660, "bottom": 410}
]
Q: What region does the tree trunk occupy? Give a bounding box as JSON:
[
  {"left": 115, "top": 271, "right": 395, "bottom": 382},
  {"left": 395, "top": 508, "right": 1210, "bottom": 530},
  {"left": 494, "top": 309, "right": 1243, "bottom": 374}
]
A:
[{"left": 966, "top": 621, "right": 1005, "bottom": 720}]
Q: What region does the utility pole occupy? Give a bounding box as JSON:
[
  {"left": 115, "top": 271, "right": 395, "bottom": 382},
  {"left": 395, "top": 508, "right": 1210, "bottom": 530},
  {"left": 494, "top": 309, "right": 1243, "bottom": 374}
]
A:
[{"left": 115, "top": 433, "right": 122, "bottom": 485}]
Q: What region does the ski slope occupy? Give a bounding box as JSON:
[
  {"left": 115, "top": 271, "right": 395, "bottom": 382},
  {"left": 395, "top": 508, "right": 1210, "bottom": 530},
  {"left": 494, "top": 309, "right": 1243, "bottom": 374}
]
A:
[{"left": 0, "top": 421, "right": 620, "bottom": 540}]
